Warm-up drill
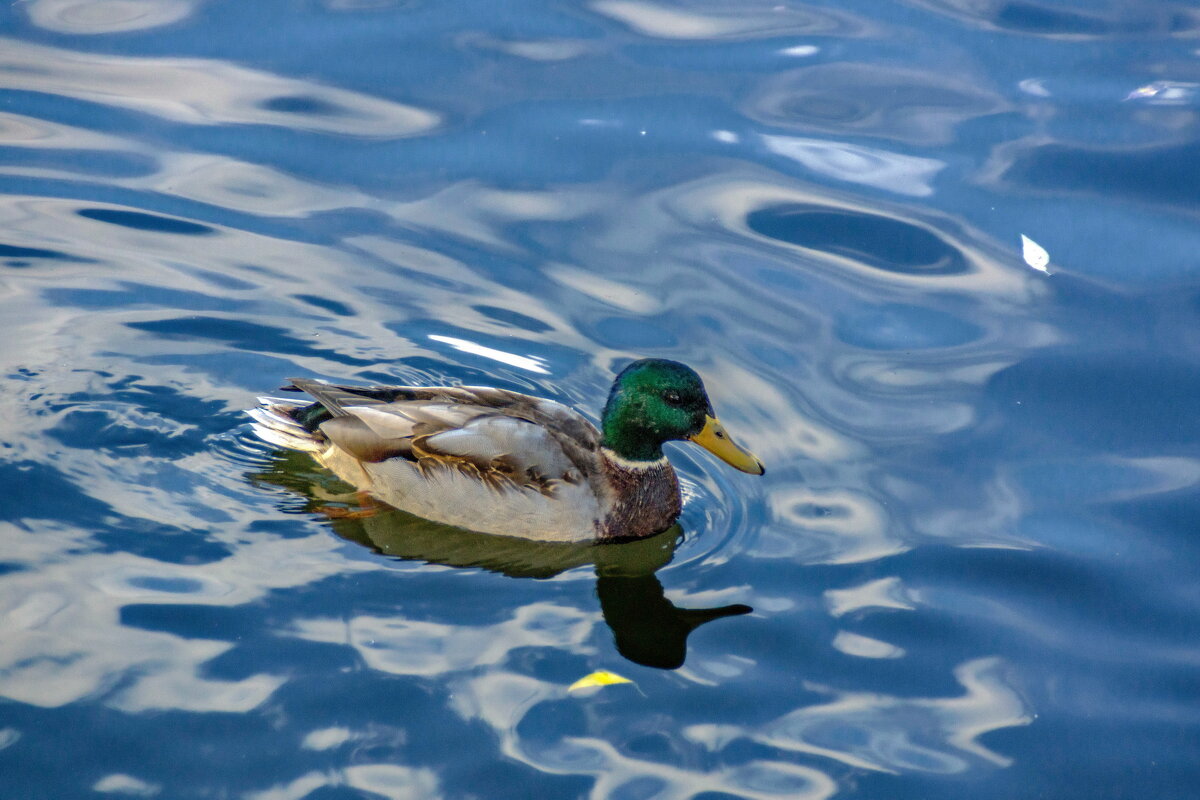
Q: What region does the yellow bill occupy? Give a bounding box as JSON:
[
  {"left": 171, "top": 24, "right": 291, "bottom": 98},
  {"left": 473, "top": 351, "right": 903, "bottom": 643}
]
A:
[{"left": 688, "top": 415, "right": 765, "bottom": 475}]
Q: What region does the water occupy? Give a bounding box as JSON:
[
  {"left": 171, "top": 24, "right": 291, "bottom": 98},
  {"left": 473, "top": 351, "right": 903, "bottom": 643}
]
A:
[{"left": 1, "top": 1, "right": 1198, "bottom": 797}]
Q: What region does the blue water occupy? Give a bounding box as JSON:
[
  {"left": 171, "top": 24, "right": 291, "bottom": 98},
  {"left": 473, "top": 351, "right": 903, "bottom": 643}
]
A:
[{"left": 2, "top": 1, "right": 1199, "bottom": 797}]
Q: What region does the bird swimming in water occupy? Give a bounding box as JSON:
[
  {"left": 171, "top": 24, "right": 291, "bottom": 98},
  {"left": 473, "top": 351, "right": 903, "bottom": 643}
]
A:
[{"left": 248, "top": 358, "right": 764, "bottom": 542}]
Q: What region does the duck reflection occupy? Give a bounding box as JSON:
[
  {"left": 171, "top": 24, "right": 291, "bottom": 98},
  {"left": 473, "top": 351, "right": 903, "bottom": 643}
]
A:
[{"left": 253, "top": 451, "right": 751, "bottom": 669}]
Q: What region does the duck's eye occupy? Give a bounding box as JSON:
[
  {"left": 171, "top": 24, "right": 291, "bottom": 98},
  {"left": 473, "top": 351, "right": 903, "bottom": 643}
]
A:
[{"left": 663, "top": 391, "right": 683, "bottom": 406}]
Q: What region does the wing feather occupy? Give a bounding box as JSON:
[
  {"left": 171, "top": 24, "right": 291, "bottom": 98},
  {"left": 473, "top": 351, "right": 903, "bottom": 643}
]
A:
[
  {"left": 319, "top": 416, "right": 415, "bottom": 463},
  {"left": 282, "top": 379, "right": 602, "bottom": 491},
  {"left": 422, "top": 416, "right": 574, "bottom": 478},
  {"left": 342, "top": 405, "right": 421, "bottom": 438}
]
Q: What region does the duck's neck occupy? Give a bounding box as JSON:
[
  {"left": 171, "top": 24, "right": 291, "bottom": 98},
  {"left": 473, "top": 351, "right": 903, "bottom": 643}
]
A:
[
  {"left": 600, "top": 447, "right": 669, "bottom": 471},
  {"left": 601, "top": 422, "right": 666, "bottom": 463}
]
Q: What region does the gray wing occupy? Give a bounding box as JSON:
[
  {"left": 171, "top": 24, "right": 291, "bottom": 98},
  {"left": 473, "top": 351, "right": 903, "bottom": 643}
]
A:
[{"left": 288, "top": 380, "right": 599, "bottom": 488}]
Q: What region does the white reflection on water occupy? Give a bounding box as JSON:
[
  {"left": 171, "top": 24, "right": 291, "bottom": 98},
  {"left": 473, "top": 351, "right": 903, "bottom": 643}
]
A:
[
  {"left": 703, "top": 358, "right": 857, "bottom": 466},
  {"left": 0, "top": 38, "right": 440, "bottom": 137},
  {"left": 760, "top": 135, "right": 945, "bottom": 197},
  {"left": 763, "top": 486, "right": 904, "bottom": 565},
  {"left": 320, "top": 0, "right": 407, "bottom": 9},
  {"left": 548, "top": 740, "right": 836, "bottom": 800},
  {"left": 249, "top": 765, "right": 440, "bottom": 800},
  {"left": 591, "top": 0, "right": 850, "bottom": 40},
  {"left": 0, "top": 111, "right": 129, "bottom": 152},
  {"left": 464, "top": 34, "right": 595, "bottom": 62},
  {"left": 832, "top": 631, "right": 905, "bottom": 659},
  {"left": 428, "top": 334, "right": 551, "bottom": 374},
  {"left": 914, "top": 467, "right": 1034, "bottom": 551},
  {"left": 0, "top": 528, "right": 374, "bottom": 711},
  {"left": 284, "top": 599, "right": 842, "bottom": 798},
  {"left": 454, "top": 673, "right": 839, "bottom": 800},
  {"left": 346, "top": 235, "right": 603, "bottom": 366},
  {"left": 0, "top": 197, "right": 413, "bottom": 372},
  {"left": 1034, "top": 455, "right": 1200, "bottom": 504},
  {"left": 300, "top": 727, "right": 354, "bottom": 751},
  {"left": 825, "top": 577, "right": 916, "bottom": 618},
  {"left": 840, "top": 357, "right": 1013, "bottom": 391},
  {"left": 0, "top": 266, "right": 388, "bottom": 712},
  {"left": 677, "top": 651, "right": 757, "bottom": 686},
  {"left": 400, "top": 662, "right": 1022, "bottom": 796},
  {"left": 744, "top": 62, "right": 1007, "bottom": 146},
  {"left": 0, "top": 110, "right": 377, "bottom": 217},
  {"left": 290, "top": 603, "right": 594, "bottom": 675},
  {"left": 753, "top": 657, "right": 1030, "bottom": 774},
  {"left": 148, "top": 153, "right": 373, "bottom": 217},
  {"left": 380, "top": 182, "right": 608, "bottom": 251},
  {"left": 25, "top": 0, "right": 196, "bottom": 34},
  {"left": 93, "top": 773, "right": 161, "bottom": 797},
  {"left": 342, "top": 765, "right": 441, "bottom": 800},
  {"left": 547, "top": 263, "right": 662, "bottom": 314}
]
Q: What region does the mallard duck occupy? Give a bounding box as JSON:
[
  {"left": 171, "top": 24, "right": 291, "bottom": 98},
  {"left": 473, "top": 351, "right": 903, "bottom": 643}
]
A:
[{"left": 247, "top": 358, "right": 763, "bottom": 542}]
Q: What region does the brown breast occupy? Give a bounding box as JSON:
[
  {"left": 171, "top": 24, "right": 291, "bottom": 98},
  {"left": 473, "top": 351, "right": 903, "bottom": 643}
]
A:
[{"left": 597, "top": 458, "right": 682, "bottom": 541}]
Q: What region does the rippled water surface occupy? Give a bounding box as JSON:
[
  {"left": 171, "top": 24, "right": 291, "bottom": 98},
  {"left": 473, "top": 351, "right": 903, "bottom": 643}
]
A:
[{"left": 3, "top": 1, "right": 1199, "bottom": 798}]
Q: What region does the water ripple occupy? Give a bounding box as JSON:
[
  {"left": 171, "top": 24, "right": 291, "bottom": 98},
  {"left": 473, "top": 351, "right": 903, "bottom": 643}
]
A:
[
  {"left": 0, "top": 38, "right": 441, "bottom": 137},
  {"left": 24, "top": 0, "right": 198, "bottom": 34}
]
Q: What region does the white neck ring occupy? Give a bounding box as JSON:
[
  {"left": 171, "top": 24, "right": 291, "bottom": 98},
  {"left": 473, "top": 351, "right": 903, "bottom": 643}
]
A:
[{"left": 602, "top": 447, "right": 669, "bottom": 471}]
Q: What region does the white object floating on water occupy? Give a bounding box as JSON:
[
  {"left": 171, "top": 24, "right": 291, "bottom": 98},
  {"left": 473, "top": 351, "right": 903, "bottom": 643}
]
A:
[{"left": 1020, "top": 234, "right": 1051, "bottom": 274}]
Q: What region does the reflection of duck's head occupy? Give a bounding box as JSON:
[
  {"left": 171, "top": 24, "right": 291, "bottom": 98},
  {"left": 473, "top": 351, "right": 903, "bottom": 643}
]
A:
[
  {"left": 247, "top": 358, "right": 762, "bottom": 543},
  {"left": 597, "top": 573, "right": 751, "bottom": 670},
  {"left": 338, "top": 505, "right": 753, "bottom": 671}
]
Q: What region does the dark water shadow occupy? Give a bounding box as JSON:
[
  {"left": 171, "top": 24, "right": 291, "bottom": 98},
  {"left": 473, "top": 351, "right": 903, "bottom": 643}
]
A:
[
  {"left": 746, "top": 203, "right": 969, "bottom": 276},
  {"left": 250, "top": 450, "right": 751, "bottom": 670}
]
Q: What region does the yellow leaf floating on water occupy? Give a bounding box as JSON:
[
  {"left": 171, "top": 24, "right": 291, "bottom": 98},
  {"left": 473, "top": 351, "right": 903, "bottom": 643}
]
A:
[{"left": 568, "top": 670, "right": 634, "bottom": 693}]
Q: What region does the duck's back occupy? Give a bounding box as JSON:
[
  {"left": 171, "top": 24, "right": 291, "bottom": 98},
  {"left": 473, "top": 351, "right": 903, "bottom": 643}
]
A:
[{"left": 250, "top": 380, "right": 613, "bottom": 541}]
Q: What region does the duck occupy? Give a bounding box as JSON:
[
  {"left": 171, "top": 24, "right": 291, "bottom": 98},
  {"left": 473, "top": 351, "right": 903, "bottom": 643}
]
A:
[{"left": 247, "top": 358, "right": 764, "bottom": 542}]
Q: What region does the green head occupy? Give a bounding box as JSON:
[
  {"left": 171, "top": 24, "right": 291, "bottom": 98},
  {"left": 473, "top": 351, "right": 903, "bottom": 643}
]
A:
[{"left": 600, "top": 359, "right": 765, "bottom": 474}]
